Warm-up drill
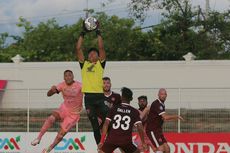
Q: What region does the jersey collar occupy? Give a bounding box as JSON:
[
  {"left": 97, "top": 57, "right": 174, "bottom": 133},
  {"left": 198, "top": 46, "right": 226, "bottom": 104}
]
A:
[
  {"left": 104, "top": 91, "right": 113, "bottom": 97},
  {"left": 157, "top": 98, "right": 165, "bottom": 106},
  {"left": 121, "top": 103, "right": 130, "bottom": 106}
]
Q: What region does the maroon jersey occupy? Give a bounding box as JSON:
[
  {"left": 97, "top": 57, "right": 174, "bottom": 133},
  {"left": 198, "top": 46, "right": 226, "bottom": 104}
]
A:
[
  {"left": 104, "top": 91, "right": 121, "bottom": 108},
  {"left": 146, "top": 99, "right": 165, "bottom": 132},
  {"left": 105, "top": 103, "right": 141, "bottom": 145}
]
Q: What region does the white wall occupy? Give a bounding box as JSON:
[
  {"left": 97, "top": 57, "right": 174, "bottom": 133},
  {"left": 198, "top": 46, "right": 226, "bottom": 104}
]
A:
[{"left": 1, "top": 60, "right": 230, "bottom": 109}]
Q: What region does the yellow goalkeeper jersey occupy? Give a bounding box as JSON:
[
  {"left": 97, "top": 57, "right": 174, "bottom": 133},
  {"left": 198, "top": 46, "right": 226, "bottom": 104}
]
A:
[{"left": 80, "top": 60, "right": 105, "bottom": 93}]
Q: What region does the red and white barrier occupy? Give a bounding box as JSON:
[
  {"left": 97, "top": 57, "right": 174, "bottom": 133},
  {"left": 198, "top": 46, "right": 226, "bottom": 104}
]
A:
[
  {"left": 165, "top": 133, "right": 230, "bottom": 153},
  {"left": 0, "top": 132, "right": 229, "bottom": 153}
]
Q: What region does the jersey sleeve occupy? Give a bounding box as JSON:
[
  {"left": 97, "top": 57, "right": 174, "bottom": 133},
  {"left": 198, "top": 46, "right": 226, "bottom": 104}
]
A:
[
  {"left": 56, "top": 82, "right": 64, "bottom": 93},
  {"left": 155, "top": 103, "right": 165, "bottom": 116}
]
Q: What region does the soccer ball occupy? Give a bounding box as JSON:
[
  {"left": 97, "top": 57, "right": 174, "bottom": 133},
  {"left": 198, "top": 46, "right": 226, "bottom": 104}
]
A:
[{"left": 84, "top": 17, "right": 99, "bottom": 31}]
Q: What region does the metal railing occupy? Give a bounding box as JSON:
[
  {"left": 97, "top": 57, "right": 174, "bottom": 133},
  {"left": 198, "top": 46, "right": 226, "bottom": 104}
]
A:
[{"left": 0, "top": 88, "right": 230, "bottom": 132}]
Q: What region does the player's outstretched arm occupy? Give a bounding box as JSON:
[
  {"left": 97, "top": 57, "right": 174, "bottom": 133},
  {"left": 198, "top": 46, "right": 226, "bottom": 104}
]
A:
[
  {"left": 76, "top": 33, "right": 85, "bottom": 62},
  {"left": 97, "top": 119, "right": 110, "bottom": 152},
  {"left": 96, "top": 30, "right": 106, "bottom": 61},
  {"left": 161, "top": 113, "right": 184, "bottom": 121},
  {"left": 136, "top": 122, "right": 147, "bottom": 151},
  {"left": 47, "top": 86, "right": 58, "bottom": 97}
]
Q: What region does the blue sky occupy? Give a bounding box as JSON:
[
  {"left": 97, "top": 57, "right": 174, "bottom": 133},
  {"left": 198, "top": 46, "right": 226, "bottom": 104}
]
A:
[{"left": 0, "top": 0, "right": 229, "bottom": 40}]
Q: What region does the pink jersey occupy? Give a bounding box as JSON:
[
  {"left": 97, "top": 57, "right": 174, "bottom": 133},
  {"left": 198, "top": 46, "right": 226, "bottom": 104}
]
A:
[{"left": 56, "top": 81, "right": 83, "bottom": 114}]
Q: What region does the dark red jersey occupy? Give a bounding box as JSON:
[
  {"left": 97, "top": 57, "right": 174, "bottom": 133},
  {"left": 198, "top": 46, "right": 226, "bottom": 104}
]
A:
[
  {"left": 105, "top": 103, "right": 141, "bottom": 145},
  {"left": 146, "top": 99, "right": 166, "bottom": 132},
  {"left": 104, "top": 91, "right": 121, "bottom": 108}
]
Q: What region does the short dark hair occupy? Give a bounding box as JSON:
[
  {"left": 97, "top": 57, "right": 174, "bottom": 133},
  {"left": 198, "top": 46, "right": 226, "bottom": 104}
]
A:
[
  {"left": 121, "top": 87, "right": 133, "bottom": 101},
  {"left": 138, "top": 95, "right": 147, "bottom": 101},
  {"left": 88, "top": 47, "right": 99, "bottom": 55},
  {"left": 64, "top": 70, "right": 73, "bottom": 75},
  {"left": 102, "top": 77, "right": 111, "bottom": 81}
]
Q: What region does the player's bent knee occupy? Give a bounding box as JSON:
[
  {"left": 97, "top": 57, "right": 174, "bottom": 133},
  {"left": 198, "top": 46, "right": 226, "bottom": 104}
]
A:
[
  {"left": 47, "top": 115, "right": 56, "bottom": 123},
  {"left": 52, "top": 112, "right": 60, "bottom": 120}
]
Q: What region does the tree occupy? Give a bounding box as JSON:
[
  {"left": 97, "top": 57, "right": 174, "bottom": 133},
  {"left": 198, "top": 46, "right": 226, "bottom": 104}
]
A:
[
  {"left": 127, "top": 0, "right": 230, "bottom": 59},
  {"left": 1, "top": 5, "right": 229, "bottom": 62},
  {"left": 132, "top": 0, "right": 200, "bottom": 60},
  {"left": 202, "top": 10, "right": 230, "bottom": 59},
  {"left": 1, "top": 13, "right": 156, "bottom": 62},
  {"left": 0, "top": 33, "right": 9, "bottom": 49}
]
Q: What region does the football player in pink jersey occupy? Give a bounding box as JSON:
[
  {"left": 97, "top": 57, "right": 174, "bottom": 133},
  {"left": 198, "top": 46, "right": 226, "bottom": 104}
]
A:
[{"left": 31, "top": 70, "right": 83, "bottom": 153}]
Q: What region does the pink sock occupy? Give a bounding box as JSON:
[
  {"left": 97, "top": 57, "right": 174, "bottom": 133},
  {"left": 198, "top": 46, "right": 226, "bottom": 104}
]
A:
[{"left": 37, "top": 115, "right": 56, "bottom": 140}]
